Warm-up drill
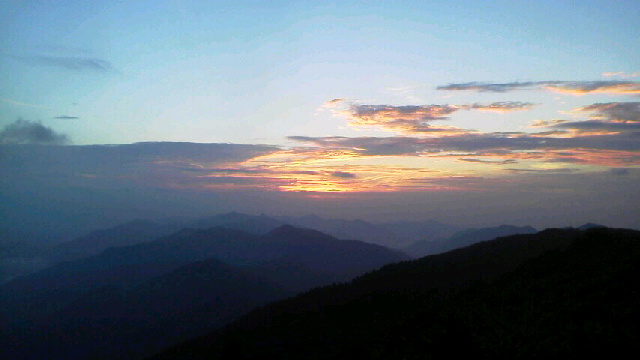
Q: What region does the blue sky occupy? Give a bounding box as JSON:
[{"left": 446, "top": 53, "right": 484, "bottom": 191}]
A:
[
  {"left": 3, "top": 0, "right": 638, "bottom": 144},
  {"left": 1, "top": 1, "right": 639, "bottom": 234}
]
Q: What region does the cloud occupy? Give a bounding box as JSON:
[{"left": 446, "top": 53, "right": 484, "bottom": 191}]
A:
[
  {"left": 323, "top": 98, "right": 346, "bottom": 108},
  {"left": 530, "top": 119, "right": 569, "bottom": 128},
  {"left": 459, "top": 158, "right": 517, "bottom": 164},
  {"left": 54, "top": 115, "right": 79, "bottom": 119},
  {"left": 12, "top": 55, "right": 113, "bottom": 72},
  {"left": 287, "top": 132, "right": 640, "bottom": 165},
  {"left": 610, "top": 168, "right": 630, "bottom": 176},
  {"left": 437, "top": 81, "right": 546, "bottom": 92},
  {"left": 552, "top": 120, "right": 640, "bottom": 133},
  {"left": 437, "top": 80, "right": 640, "bottom": 95},
  {"left": 534, "top": 102, "right": 640, "bottom": 135},
  {"left": 0, "top": 119, "right": 70, "bottom": 145},
  {"left": 467, "top": 102, "right": 536, "bottom": 112},
  {"left": 341, "top": 102, "right": 533, "bottom": 134},
  {"left": 547, "top": 81, "right": 640, "bottom": 95},
  {"left": 603, "top": 72, "right": 640, "bottom": 78},
  {"left": 1, "top": 98, "right": 48, "bottom": 109},
  {"left": 0, "top": 142, "right": 282, "bottom": 191},
  {"left": 505, "top": 168, "right": 579, "bottom": 173},
  {"left": 575, "top": 102, "right": 640, "bottom": 122},
  {"left": 331, "top": 171, "right": 357, "bottom": 178}
]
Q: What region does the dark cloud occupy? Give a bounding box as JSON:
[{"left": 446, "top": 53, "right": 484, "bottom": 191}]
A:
[
  {"left": 0, "top": 119, "right": 69, "bottom": 145},
  {"left": 506, "top": 168, "right": 579, "bottom": 173},
  {"left": 534, "top": 102, "right": 640, "bottom": 134},
  {"left": 288, "top": 131, "right": 640, "bottom": 157},
  {"left": 578, "top": 102, "right": 640, "bottom": 122},
  {"left": 54, "top": 115, "right": 79, "bottom": 119},
  {"left": 437, "top": 81, "right": 546, "bottom": 92},
  {"left": 552, "top": 120, "right": 640, "bottom": 132},
  {"left": 468, "top": 102, "right": 536, "bottom": 112},
  {"left": 0, "top": 142, "right": 281, "bottom": 191},
  {"left": 437, "top": 81, "right": 640, "bottom": 94},
  {"left": 12, "top": 55, "right": 113, "bottom": 72},
  {"left": 610, "top": 168, "right": 630, "bottom": 176},
  {"left": 331, "top": 171, "right": 357, "bottom": 178},
  {"left": 459, "top": 158, "right": 517, "bottom": 164}
]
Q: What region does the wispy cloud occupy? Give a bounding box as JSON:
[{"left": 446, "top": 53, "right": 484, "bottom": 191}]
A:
[
  {"left": 602, "top": 71, "right": 640, "bottom": 79},
  {"left": 12, "top": 55, "right": 113, "bottom": 72},
  {"left": 0, "top": 119, "right": 70, "bottom": 145},
  {"left": 1, "top": 98, "right": 48, "bottom": 109},
  {"left": 467, "top": 102, "right": 536, "bottom": 112},
  {"left": 437, "top": 80, "right": 640, "bottom": 95},
  {"left": 338, "top": 102, "right": 534, "bottom": 135},
  {"left": 54, "top": 115, "right": 79, "bottom": 119}
]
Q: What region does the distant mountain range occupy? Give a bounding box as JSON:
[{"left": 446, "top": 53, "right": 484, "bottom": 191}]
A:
[
  {"left": 404, "top": 224, "right": 538, "bottom": 257},
  {"left": 0, "top": 225, "right": 407, "bottom": 360},
  {"left": 152, "top": 227, "right": 640, "bottom": 359},
  {"left": 2, "top": 219, "right": 636, "bottom": 359},
  {"left": 2, "top": 211, "right": 607, "bottom": 285}
]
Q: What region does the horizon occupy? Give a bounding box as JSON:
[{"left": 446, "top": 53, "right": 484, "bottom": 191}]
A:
[{"left": 1, "top": 1, "right": 639, "bottom": 241}]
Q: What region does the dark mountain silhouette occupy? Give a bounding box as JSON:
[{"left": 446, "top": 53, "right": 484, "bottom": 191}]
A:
[
  {"left": 578, "top": 222, "right": 607, "bottom": 229},
  {"left": 151, "top": 227, "right": 640, "bottom": 359},
  {"left": 404, "top": 224, "right": 537, "bottom": 257},
  {"left": 1, "top": 258, "right": 288, "bottom": 360},
  {"left": 0, "top": 225, "right": 406, "bottom": 360}
]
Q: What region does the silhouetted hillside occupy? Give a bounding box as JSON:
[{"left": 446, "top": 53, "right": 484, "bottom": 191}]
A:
[
  {"left": 0, "top": 225, "right": 406, "bottom": 360},
  {"left": 152, "top": 227, "right": 640, "bottom": 359},
  {"left": 404, "top": 224, "right": 537, "bottom": 257},
  {"left": 1, "top": 258, "right": 288, "bottom": 360}
]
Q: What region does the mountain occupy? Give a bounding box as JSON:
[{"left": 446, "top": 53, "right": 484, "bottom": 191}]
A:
[
  {"left": 47, "top": 213, "right": 285, "bottom": 265},
  {"left": 578, "top": 222, "right": 607, "bottom": 229},
  {"left": 48, "top": 219, "right": 180, "bottom": 263},
  {"left": 1, "top": 258, "right": 288, "bottom": 360},
  {"left": 274, "top": 215, "right": 465, "bottom": 249},
  {"left": 259, "top": 225, "right": 409, "bottom": 280},
  {"left": 377, "top": 219, "right": 464, "bottom": 244},
  {"left": 0, "top": 234, "right": 46, "bottom": 284},
  {"left": 38, "top": 212, "right": 463, "bottom": 272},
  {"left": 1, "top": 212, "right": 284, "bottom": 283},
  {"left": 0, "top": 225, "right": 406, "bottom": 360},
  {"left": 404, "top": 224, "right": 537, "bottom": 257},
  {"left": 189, "top": 212, "right": 285, "bottom": 235},
  {"left": 152, "top": 227, "right": 640, "bottom": 359},
  {"left": 274, "top": 215, "right": 406, "bottom": 248}
]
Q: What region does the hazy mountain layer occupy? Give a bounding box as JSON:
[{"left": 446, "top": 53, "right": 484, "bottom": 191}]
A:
[
  {"left": 0, "top": 225, "right": 406, "bottom": 359},
  {"left": 404, "top": 224, "right": 537, "bottom": 257},
  {"left": 152, "top": 227, "right": 640, "bottom": 359}
]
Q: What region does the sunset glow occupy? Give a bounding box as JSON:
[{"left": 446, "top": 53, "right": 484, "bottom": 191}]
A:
[{"left": 1, "top": 0, "right": 639, "bottom": 228}]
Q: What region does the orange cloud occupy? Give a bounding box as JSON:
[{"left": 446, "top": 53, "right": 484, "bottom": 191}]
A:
[{"left": 337, "top": 102, "right": 534, "bottom": 135}]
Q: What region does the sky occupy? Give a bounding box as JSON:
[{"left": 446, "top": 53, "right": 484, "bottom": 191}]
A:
[{"left": 1, "top": 0, "right": 640, "bottom": 239}]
